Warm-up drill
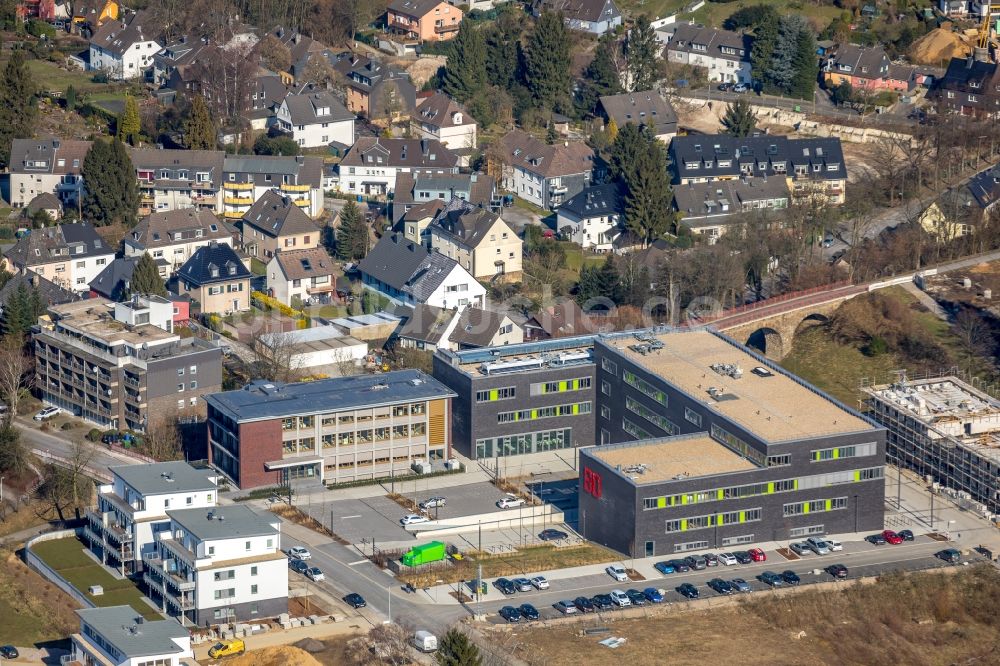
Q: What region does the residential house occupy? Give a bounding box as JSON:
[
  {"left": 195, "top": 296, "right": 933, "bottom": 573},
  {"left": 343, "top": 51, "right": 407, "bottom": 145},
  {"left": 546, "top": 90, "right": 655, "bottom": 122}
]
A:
[
  {"left": 266, "top": 247, "right": 336, "bottom": 307},
  {"left": 129, "top": 148, "right": 226, "bottom": 215},
  {"left": 69, "top": 606, "right": 193, "bottom": 666},
  {"left": 26, "top": 192, "right": 63, "bottom": 221},
  {"left": 918, "top": 163, "right": 1000, "bottom": 239},
  {"left": 823, "top": 44, "right": 909, "bottom": 91},
  {"left": 222, "top": 154, "right": 324, "bottom": 220},
  {"left": 398, "top": 303, "right": 522, "bottom": 351},
  {"left": 399, "top": 200, "right": 446, "bottom": 245},
  {"left": 7, "top": 138, "right": 90, "bottom": 207},
  {"left": 83, "top": 461, "right": 219, "bottom": 576},
  {"left": 0, "top": 272, "right": 77, "bottom": 317},
  {"left": 532, "top": 0, "right": 622, "bottom": 34},
  {"left": 523, "top": 300, "right": 596, "bottom": 340},
  {"left": 386, "top": 0, "right": 463, "bottom": 42},
  {"left": 248, "top": 73, "right": 290, "bottom": 131},
  {"left": 335, "top": 53, "right": 417, "bottom": 123},
  {"left": 931, "top": 56, "right": 1000, "bottom": 117},
  {"left": 151, "top": 36, "right": 211, "bottom": 87},
  {"left": 240, "top": 190, "right": 321, "bottom": 261},
  {"left": 497, "top": 129, "right": 595, "bottom": 209},
  {"left": 34, "top": 298, "right": 223, "bottom": 430},
  {"left": 176, "top": 243, "right": 252, "bottom": 314},
  {"left": 89, "top": 10, "right": 162, "bottom": 80},
  {"left": 125, "top": 209, "right": 233, "bottom": 275},
  {"left": 939, "top": 0, "right": 970, "bottom": 16},
  {"left": 143, "top": 505, "right": 287, "bottom": 625},
  {"left": 665, "top": 23, "right": 752, "bottom": 84},
  {"left": 411, "top": 92, "right": 477, "bottom": 151},
  {"left": 599, "top": 91, "right": 678, "bottom": 143},
  {"left": 392, "top": 172, "right": 496, "bottom": 227},
  {"left": 357, "top": 232, "right": 486, "bottom": 309},
  {"left": 669, "top": 135, "right": 847, "bottom": 205},
  {"left": 2, "top": 222, "right": 114, "bottom": 292},
  {"left": 276, "top": 87, "right": 355, "bottom": 148},
  {"left": 556, "top": 182, "right": 624, "bottom": 251},
  {"left": 338, "top": 137, "right": 459, "bottom": 197},
  {"left": 672, "top": 177, "right": 790, "bottom": 242},
  {"left": 89, "top": 256, "right": 141, "bottom": 300},
  {"left": 268, "top": 26, "right": 334, "bottom": 82},
  {"left": 428, "top": 200, "right": 523, "bottom": 281},
  {"left": 71, "top": 0, "right": 120, "bottom": 32}
]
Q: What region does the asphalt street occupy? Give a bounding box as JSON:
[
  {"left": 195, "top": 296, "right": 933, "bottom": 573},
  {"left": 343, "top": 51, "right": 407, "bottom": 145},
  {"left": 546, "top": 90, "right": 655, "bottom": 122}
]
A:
[{"left": 16, "top": 416, "right": 140, "bottom": 475}]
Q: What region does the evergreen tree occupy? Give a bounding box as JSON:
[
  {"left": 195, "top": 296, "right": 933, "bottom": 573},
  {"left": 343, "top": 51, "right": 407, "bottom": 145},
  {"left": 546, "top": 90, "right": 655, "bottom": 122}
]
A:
[
  {"left": 576, "top": 33, "right": 623, "bottom": 116},
  {"left": 117, "top": 94, "right": 141, "bottom": 146},
  {"left": 831, "top": 81, "right": 853, "bottom": 106},
  {"left": 336, "top": 200, "right": 369, "bottom": 261},
  {"left": 790, "top": 27, "right": 818, "bottom": 100},
  {"left": 183, "top": 95, "right": 217, "bottom": 150},
  {"left": 576, "top": 263, "right": 599, "bottom": 305},
  {"left": 0, "top": 49, "right": 35, "bottom": 169},
  {"left": 768, "top": 15, "right": 809, "bottom": 94},
  {"left": 436, "top": 629, "right": 482, "bottom": 666},
  {"left": 484, "top": 10, "right": 523, "bottom": 90},
  {"left": 65, "top": 84, "right": 77, "bottom": 110},
  {"left": 126, "top": 253, "right": 168, "bottom": 298},
  {"left": 626, "top": 16, "right": 660, "bottom": 92},
  {"left": 611, "top": 125, "right": 673, "bottom": 247},
  {"left": 1, "top": 282, "right": 44, "bottom": 336},
  {"left": 750, "top": 13, "right": 778, "bottom": 91},
  {"left": 442, "top": 21, "right": 486, "bottom": 104},
  {"left": 721, "top": 98, "right": 758, "bottom": 136},
  {"left": 81, "top": 140, "right": 139, "bottom": 227},
  {"left": 608, "top": 122, "right": 647, "bottom": 182},
  {"left": 523, "top": 10, "right": 571, "bottom": 110}
]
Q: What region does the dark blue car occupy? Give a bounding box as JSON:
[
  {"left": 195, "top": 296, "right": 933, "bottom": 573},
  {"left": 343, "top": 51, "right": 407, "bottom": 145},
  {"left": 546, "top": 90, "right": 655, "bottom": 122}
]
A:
[
  {"left": 654, "top": 561, "right": 676, "bottom": 575},
  {"left": 643, "top": 587, "right": 664, "bottom": 603}
]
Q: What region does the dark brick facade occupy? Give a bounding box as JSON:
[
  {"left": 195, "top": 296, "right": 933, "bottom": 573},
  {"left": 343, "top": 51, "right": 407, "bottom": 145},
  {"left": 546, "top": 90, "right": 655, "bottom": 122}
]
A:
[{"left": 237, "top": 420, "right": 283, "bottom": 489}]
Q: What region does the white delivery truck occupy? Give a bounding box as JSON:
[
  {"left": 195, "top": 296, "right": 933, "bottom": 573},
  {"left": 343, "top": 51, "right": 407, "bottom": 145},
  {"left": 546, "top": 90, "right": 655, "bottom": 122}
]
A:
[{"left": 413, "top": 630, "right": 438, "bottom": 653}]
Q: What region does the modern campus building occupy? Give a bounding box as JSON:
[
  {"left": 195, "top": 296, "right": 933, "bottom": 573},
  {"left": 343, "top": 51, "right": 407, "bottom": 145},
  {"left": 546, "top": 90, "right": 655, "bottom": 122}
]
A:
[
  {"left": 69, "top": 605, "right": 193, "bottom": 666},
  {"left": 569, "top": 328, "right": 886, "bottom": 557},
  {"left": 433, "top": 336, "right": 597, "bottom": 460},
  {"left": 143, "top": 505, "right": 288, "bottom": 626},
  {"left": 204, "top": 370, "right": 455, "bottom": 489},
  {"left": 864, "top": 374, "right": 1000, "bottom": 515},
  {"left": 84, "top": 461, "right": 219, "bottom": 577}
]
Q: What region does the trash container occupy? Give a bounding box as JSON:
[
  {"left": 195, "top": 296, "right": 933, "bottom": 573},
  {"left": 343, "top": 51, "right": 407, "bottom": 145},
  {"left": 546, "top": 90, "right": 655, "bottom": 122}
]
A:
[{"left": 794, "top": 105, "right": 801, "bottom": 112}]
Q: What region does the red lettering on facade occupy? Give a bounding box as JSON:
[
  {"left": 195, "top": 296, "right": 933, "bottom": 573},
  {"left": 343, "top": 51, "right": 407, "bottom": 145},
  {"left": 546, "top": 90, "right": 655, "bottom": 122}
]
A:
[{"left": 583, "top": 468, "right": 602, "bottom": 498}]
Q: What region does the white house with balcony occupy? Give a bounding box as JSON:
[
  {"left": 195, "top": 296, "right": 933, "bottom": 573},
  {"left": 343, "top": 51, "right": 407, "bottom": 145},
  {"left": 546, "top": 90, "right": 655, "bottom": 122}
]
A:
[
  {"left": 84, "top": 461, "right": 219, "bottom": 577},
  {"left": 70, "top": 606, "right": 193, "bottom": 666},
  {"left": 142, "top": 505, "right": 288, "bottom": 626},
  {"left": 88, "top": 10, "right": 163, "bottom": 80},
  {"left": 275, "top": 88, "right": 356, "bottom": 149}
]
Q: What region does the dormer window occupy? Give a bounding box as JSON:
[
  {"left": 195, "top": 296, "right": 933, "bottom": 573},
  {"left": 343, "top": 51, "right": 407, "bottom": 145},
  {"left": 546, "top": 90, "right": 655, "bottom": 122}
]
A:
[
  {"left": 210, "top": 266, "right": 219, "bottom": 278},
  {"left": 228, "top": 265, "right": 236, "bottom": 275}
]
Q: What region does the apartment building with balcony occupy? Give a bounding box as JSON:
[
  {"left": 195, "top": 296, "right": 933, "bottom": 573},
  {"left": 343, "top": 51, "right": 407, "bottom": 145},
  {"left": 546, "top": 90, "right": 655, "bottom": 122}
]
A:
[
  {"left": 68, "top": 606, "right": 193, "bottom": 666},
  {"left": 497, "top": 130, "right": 595, "bottom": 210},
  {"left": 204, "top": 370, "right": 455, "bottom": 489},
  {"left": 386, "top": 0, "right": 462, "bottom": 43},
  {"left": 222, "top": 155, "right": 324, "bottom": 220},
  {"left": 240, "top": 190, "right": 321, "bottom": 261},
  {"left": 130, "top": 148, "right": 225, "bottom": 215},
  {"left": 124, "top": 209, "right": 234, "bottom": 275},
  {"left": 33, "top": 298, "right": 223, "bottom": 431},
  {"left": 7, "top": 138, "right": 90, "bottom": 207},
  {"left": 83, "top": 461, "right": 219, "bottom": 576},
  {"left": 143, "top": 505, "right": 287, "bottom": 626}
]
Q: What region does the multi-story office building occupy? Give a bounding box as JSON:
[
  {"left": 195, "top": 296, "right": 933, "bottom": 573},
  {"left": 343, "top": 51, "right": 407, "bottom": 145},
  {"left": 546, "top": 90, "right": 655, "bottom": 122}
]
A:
[
  {"left": 579, "top": 329, "right": 885, "bottom": 557},
  {"left": 433, "top": 336, "right": 597, "bottom": 459},
  {"left": 222, "top": 155, "right": 324, "bottom": 220},
  {"left": 84, "top": 461, "right": 219, "bottom": 576},
  {"left": 204, "top": 370, "right": 456, "bottom": 489},
  {"left": 69, "top": 606, "right": 193, "bottom": 666},
  {"left": 143, "top": 505, "right": 287, "bottom": 625},
  {"left": 864, "top": 374, "right": 1000, "bottom": 514},
  {"left": 33, "top": 298, "right": 222, "bottom": 431}
]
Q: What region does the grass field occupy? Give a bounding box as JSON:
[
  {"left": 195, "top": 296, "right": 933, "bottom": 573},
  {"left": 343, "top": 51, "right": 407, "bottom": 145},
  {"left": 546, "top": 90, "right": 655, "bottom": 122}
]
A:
[
  {"left": 25, "top": 60, "right": 119, "bottom": 95},
  {"left": 31, "top": 536, "right": 162, "bottom": 621},
  {"left": 0, "top": 548, "right": 79, "bottom": 646},
  {"left": 618, "top": 0, "right": 842, "bottom": 31}
]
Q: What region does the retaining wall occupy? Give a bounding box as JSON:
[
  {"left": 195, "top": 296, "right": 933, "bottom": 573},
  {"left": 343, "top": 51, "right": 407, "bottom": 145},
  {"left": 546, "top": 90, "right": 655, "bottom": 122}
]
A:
[{"left": 24, "top": 527, "right": 94, "bottom": 608}]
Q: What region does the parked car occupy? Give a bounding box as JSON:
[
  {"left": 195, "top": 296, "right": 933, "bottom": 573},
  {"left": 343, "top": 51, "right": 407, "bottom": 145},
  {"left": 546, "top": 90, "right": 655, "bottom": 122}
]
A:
[
  {"left": 208, "top": 640, "right": 245, "bottom": 658},
  {"left": 826, "top": 538, "right": 843, "bottom": 551},
  {"left": 33, "top": 406, "right": 60, "bottom": 421},
  {"left": 733, "top": 551, "right": 753, "bottom": 565},
  {"left": 789, "top": 542, "right": 811, "bottom": 556},
  {"left": 0, "top": 646, "right": 19, "bottom": 659},
  {"left": 866, "top": 533, "right": 887, "bottom": 546},
  {"left": 759, "top": 571, "right": 784, "bottom": 587},
  {"left": 499, "top": 606, "right": 520, "bottom": 623},
  {"left": 289, "top": 559, "right": 309, "bottom": 575},
  {"left": 718, "top": 82, "right": 733, "bottom": 92},
  {"left": 731, "top": 578, "right": 752, "bottom": 593},
  {"left": 287, "top": 546, "right": 312, "bottom": 560},
  {"left": 101, "top": 432, "right": 119, "bottom": 445},
  {"left": 400, "top": 514, "right": 429, "bottom": 526},
  {"left": 609, "top": 589, "right": 632, "bottom": 607},
  {"left": 343, "top": 593, "right": 367, "bottom": 608},
  {"left": 591, "top": 594, "right": 613, "bottom": 610},
  {"left": 494, "top": 578, "right": 516, "bottom": 595},
  {"left": 704, "top": 553, "right": 719, "bottom": 567},
  {"left": 643, "top": 587, "right": 664, "bottom": 603},
  {"left": 748, "top": 548, "right": 767, "bottom": 562},
  {"left": 497, "top": 495, "right": 525, "bottom": 509},
  {"left": 538, "top": 529, "right": 569, "bottom": 541},
  {"left": 936, "top": 548, "right": 961, "bottom": 563},
  {"left": 882, "top": 530, "right": 903, "bottom": 545},
  {"left": 573, "top": 596, "right": 595, "bottom": 613},
  {"left": 305, "top": 567, "right": 325, "bottom": 582},
  {"left": 419, "top": 496, "right": 446, "bottom": 509},
  {"left": 781, "top": 570, "right": 801, "bottom": 586},
  {"left": 733, "top": 82, "right": 749, "bottom": 93},
  {"left": 530, "top": 576, "right": 549, "bottom": 590},
  {"left": 826, "top": 564, "right": 849, "bottom": 579},
  {"left": 654, "top": 561, "right": 676, "bottom": 575},
  {"left": 677, "top": 583, "right": 700, "bottom": 599},
  {"left": 518, "top": 603, "right": 539, "bottom": 620},
  {"left": 806, "top": 537, "right": 831, "bottom": 555},
  {"left": 684, "top": 555, "right": 708, "bottom": 570},
  {"left": 512, "top": 578, "right": 533, "bottom": 592},
  {"left": 626, "top": 588, "right": 647, "bottom": 605},
  {"left": 606, "top": 564, "right": 629, "bottom": 582},
  {"left": 554, "top": 600, "right": 578, "bottom": 614},
  {"left": 669, "top": 559, "right": 691, "bottom": 572},
  {"left": 718, "top": 552, "right": 738, "bottom": 566},
  {"left": 898, "top": 529, "right": 915, "bottom": 542},
  {"left": 708, "top": 578, "right": 734, "bottom": 595}
]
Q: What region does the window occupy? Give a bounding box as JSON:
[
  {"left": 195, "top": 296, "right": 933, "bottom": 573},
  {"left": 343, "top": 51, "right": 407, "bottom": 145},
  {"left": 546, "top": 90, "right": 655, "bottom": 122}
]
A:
[
  {"left": 811, "top": 442, "right": 876, "bottom": 462},
  {"left": 601, "top": 357, "right": 618, "bottom": 375},
  {"left": 178, "top": 384, "right": 184, "bottom": 392},
  {"left": 684, "top": 407, "right": 702, "bottom": 426},
  {"left": 789, "top": 525, "right": 825, "bottom": 537},
  {"left": 213, "top": 569, "right": 235, "bottom": 581},
  {"left": 710, "top": 424, "right": 765, "bottom": 466},
  {"left": 186, "top": 496, "right": 193, "bottom": 505},
  {"left": 673, "top": 540, "right": 710, "bottom": 553},
  {"left": 475, "top": 387, "right": 515, "bottom": 402},
  {"left": 208, "top": 546, "right": 215, "bottom": 556},
  {"left": 783, "top": 497, "right": 847, "bottom": 517},
  {"left": 626, "top": 396, "right": 678, "bottom": 434},
  {"left": 251, "top": 584, "right": 258, "bottom": 595},
  {"left": 601, "top": 380, "right": 611, "bottom": 396},
  {"left": 267, "top": 538, "right": 273, "bottom": 549},
  {"left": 245, "top": 540, "right": 251, "bottom": 551},
  {"left": 251, "top": 566, "right": 258, "bottom": 576},
  {"left": 721, "top": 534, "right": 755, "bottom": 546},
  {"left": 623, "top": 370, "right": 668, "bottom": 405},
  {"left": 664, "top": 508, "right": 761, "bottom": 533},
  {"left": 177, "top": 399, "right": 185, "bottom": 409},
  {"left": 767, "top": 454, "right": 791, "bottom": 467},
  {"left": 178, "top": 368, "right": 185, "bottom": 376},
  {"left": 600, "top": 405, "right": 610, "bottom": 420},
  {"left": 190, "top": 366, "right": 197, "bottom": 375},
  {"left": 497, "top": 402, "right": 591, "bottom": 423},
  {"left": 529, "top": 377, "right": 591, "bottom": 395},
  {"left": 190, "top": 381, "right": 197, "bottom": 390},
  {"left": 214, "top": 588, "right": 236, "bottom": 600},
  {"left": 164, "top": 499, "right": 170, "bottom": 509},
  {"left": 622, "top": 418, "right": 653, "bottom": 440}
]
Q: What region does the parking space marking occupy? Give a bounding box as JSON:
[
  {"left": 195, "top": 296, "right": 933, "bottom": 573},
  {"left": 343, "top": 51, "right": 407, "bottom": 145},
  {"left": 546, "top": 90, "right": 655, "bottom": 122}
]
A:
[
  {"left": 348, "top": 559, "right": 369, "bottom": 566},
  {"left": 340, "top": 515, "right": 362, "bottom": 519}
]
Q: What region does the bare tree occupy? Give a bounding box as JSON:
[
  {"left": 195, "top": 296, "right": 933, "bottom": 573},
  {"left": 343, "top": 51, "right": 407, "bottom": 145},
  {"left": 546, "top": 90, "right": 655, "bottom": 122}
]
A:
[
  {"left": 954, "top": 307, "right": 994, "bottom": 372},
  {"left": 332, "top": 348, "right": 359, "bottom": 378},
  {"left": 253, "top": 331, "right": 304, "bottom": 383},
  {"left": 144, "top": 413, "right": 183, "bottom": 462},
  {"left": 67, "top": 440, "right": 95, "bottom": 517},
  {"left": 0, "top": 334, "right": 32, "bottom": 425}
]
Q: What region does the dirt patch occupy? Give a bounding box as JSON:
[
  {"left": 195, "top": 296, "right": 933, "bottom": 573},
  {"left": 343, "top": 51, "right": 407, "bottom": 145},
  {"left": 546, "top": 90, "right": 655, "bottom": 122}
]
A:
[
  {"left": 222, "top": 645, "right": 323, "bottom": 666},
  {"left": 910, "top": 28, "right": 971, "bottom": 66},
  {"left": 926, "top": 532, "right": 950, "bottom": 542},
  {"left": 776, "top": 548, "right": 800, "bottom": 560},
  {"left": 402, "top": 55, "right": 446, "bottom": 88},
  {"left": 386, "top": 492, "right": 419, "bottom": 514},
  {"left": 270, "top": 505, "right": 334, "bottom": 537},
  {"left": 624, "top": 569, "right": 645, "bottom": 582},
  {"left": 288, "top": 595, "right": 329, "bottom": 617}
]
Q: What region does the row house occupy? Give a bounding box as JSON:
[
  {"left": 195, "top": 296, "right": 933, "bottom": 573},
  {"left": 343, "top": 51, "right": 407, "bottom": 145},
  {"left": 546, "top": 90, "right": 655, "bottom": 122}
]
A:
[
  {"left": 240, "top": 190, "right": 321, "bottom": 261},
  {"left": 84, "top": 461, "right": 218, "bottom": 577},
  {"left": 598, "top": 91, "right": 678, "bottom": 143},
  {"left": 665, "top": 23, "right": 752, "bottom": 85},
  {"left": 7, "top": 138, "right": 90, "bottom": 208},
  {"left": 124, "top": 209, "right": 234, "bottom": 276},
  {"left": 532, "top": 0, "right": 622, "bottom": 35},
  {"left": 2, "top": 222, "right": 114, "bottom": 293},
  {"left": 930, "top": 56, "right": 1000, "bottom": 117},
  {"left": 338, "top": 137, "right": 459, "bottom": 197},
  {"left": 222, "top": 155, "right": 324, "bottom": 220},
  {"left": 130, "top": 148, "right": 225, "bottom": 216},
  {"left": 393, "top": 171, "right": 497, "bottom": 229},
  {"left": 672, "top": 177, "right": 791, "bottom": 243},
  {"left": 398, "top": 303, "right": 523, "bottom": 351},
  {"left": 386, "top": 0, "right": 462, "bottom": 43},
  {"left": 822, "top": 44, "right": 914, "bottom": 92},
  {"left": 89, "top": 10, "right": 162, "bottom": 80},
  {"left": 497, "top": 130, "right": 595, "bottom": 209}
]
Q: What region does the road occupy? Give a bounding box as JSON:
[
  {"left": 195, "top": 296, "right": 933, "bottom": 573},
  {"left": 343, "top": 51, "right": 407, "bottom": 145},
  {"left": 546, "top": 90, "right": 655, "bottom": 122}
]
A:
[{"left": 17, "top": 416, "right": 141, "bottom": 477}]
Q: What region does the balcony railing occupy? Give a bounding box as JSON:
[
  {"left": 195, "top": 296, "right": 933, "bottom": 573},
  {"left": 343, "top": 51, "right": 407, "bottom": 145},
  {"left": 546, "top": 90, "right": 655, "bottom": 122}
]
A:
[
  {"left": 224, "top": 196, "right": 253, "bottom": 205},
  {"left": 280, "top": 183, "right": 311, "bottom": 193},
  {"left": 293, "top": 199, "right": 310, "bottom": 208},
  {"left": 224, "top": 210, "right": 244, "bottom": 219},
  {"left": 223, "top": 182, "right": 253, "bottom": 191},
  {"left": 434, "top": 22, "right": 460, "bottom": 33}
]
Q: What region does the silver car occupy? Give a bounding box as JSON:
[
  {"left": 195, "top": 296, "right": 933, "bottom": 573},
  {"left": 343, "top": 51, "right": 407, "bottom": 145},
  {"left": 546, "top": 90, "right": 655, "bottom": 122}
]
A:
[
  {"left": 419, "top": 496, "right": 447, "bottom": 509},
  {"left": 806, "top": 537, "right": 831, "bottom": 555},
  {"left": 789, "top": 542, "right": 811, "bottom": 556}
]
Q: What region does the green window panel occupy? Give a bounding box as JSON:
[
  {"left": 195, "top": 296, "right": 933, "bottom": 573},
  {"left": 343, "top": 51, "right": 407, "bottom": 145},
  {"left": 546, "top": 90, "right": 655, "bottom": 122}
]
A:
[
  {"left": 717, "top": 489, "right": 724, "bottom": 500},
  {"left": 767, "top": 482, "right": 775, "bottom": 494},
  {"left": 657, "top": 497, "right": 667, "bottom": 508},
  {"left": 802, "top": 502, "right": 810, "bottom": 515},
  {"left": 825, "top": 499, "right": 832, "bottom": 511},
  {"left": 739, "top": 510, "right": 745, "bottom": 523},
  {"left": 490, "top": 389, "right": 499, "bottom": 400}
]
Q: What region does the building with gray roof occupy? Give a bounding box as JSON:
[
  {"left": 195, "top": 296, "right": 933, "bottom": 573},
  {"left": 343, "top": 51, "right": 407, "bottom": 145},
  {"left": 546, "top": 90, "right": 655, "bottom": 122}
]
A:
[
  {"left": 666, "top": 23, "right": 752, "bottom": 85},
  {"left": 599, "top": 91, "right": 678, "bottom": 142},
  {"left": 71, "top": 606, "right": 192, "bottom": 666},
  {"left": 2, "top": 222, "right": 116, "bottom": 294},
  {"left": 7, "top": 138, "right": 90, "bottom": 207},
  {"left": 276, "top": 86, "right": 355, "bottom": 148},
  {"left": 673, "top": 176, "right": 790, "bottom": 242},
  {"left": 222, "top": 154, "right": 325, "bottom": 220}
]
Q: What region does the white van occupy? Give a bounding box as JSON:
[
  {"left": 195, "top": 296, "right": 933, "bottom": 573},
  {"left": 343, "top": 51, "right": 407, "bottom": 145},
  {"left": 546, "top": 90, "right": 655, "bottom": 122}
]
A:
[{"left": 413, "top": 630, "right": 438, "bottom": 653}]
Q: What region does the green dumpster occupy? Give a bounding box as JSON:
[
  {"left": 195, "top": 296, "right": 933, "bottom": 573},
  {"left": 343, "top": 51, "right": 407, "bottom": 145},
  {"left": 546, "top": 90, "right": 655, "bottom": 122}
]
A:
[{"left": 401, "top": 541, "right": 446, "bottom": 567}]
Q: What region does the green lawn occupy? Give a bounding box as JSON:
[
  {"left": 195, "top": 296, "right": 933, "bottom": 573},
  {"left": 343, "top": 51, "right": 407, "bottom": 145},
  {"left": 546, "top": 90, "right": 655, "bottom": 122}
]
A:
[
  {"left": 562, "top": 243, "right": 605, "bottom": 274},
  {"left": 26, "top": 60, "right": 120, "bottom": 94},
  {"left": 250, "top": 258, "right": 267, "bottom": 276},
  {"left": 618, "top": 0, "right": 841, "bottom": 30},
  {"left": 32, "top": 537, "right": 162, "bottom": 621}
]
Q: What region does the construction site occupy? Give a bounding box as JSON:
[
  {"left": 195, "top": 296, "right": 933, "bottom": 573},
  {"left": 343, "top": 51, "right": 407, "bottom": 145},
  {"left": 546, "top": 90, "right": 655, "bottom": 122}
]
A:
[{"left": 863, "top": 373, "right": 1000, "bottom": 519}]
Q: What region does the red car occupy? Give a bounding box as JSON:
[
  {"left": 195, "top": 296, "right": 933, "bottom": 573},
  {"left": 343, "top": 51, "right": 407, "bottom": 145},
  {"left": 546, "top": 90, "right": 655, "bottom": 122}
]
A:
[
  {"left": 748, "top": 548, "right": 767, "bottom": 562},
  {"left": 882, "top": 530, "right": 903, "bottom": 545}
]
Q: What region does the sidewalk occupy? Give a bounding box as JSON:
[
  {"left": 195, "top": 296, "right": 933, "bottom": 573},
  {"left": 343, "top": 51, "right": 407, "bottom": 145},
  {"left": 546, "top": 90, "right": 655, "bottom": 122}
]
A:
[{"left": 191, "top": 619, "right": 364, "bottom": 661}]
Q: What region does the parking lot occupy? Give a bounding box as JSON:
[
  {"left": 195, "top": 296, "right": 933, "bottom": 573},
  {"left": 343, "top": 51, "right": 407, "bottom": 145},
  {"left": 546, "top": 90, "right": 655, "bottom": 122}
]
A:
[{"left": 401, "top": 481, "right": 517, "bottom": 521}]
